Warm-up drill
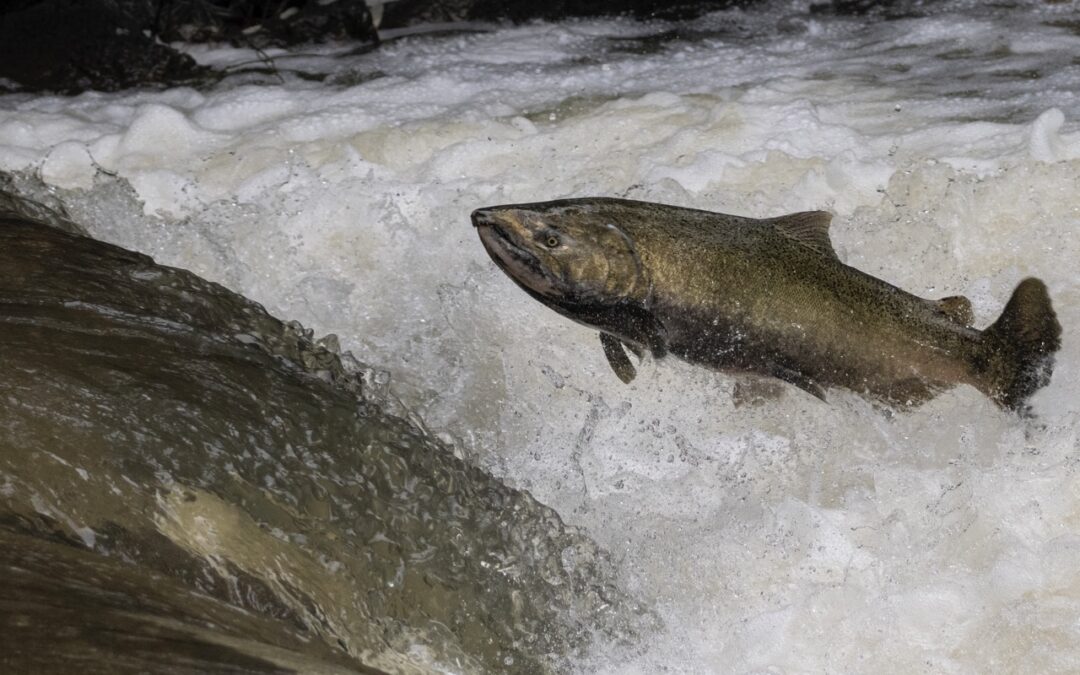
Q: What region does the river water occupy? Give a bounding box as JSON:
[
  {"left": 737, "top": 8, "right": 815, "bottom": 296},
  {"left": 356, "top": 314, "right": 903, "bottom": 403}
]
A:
[{"left": 2, "top": 0, "right": 1080, "bottom": 672}]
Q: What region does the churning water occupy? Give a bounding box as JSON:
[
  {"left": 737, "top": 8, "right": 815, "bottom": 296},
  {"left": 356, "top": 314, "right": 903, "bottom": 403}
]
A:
[{"left": 2, "top": 0, "right": 1080, "bottom": 671}]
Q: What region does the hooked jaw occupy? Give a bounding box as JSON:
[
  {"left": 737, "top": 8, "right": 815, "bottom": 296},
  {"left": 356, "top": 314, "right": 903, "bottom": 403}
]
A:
[
  {"left": 471, "top": 207, "right": 523, "bottom": 262},
  {"left": 472, "top": 207, "right": 560, "bottom": 296},
  {"left": 469, "top": 207, "right": 500, "bottom": 230}
]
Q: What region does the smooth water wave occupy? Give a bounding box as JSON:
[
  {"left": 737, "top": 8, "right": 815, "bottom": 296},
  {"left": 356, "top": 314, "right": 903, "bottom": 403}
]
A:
[{"left": 0, "top": 208, "right": 647, "bottom": 673}]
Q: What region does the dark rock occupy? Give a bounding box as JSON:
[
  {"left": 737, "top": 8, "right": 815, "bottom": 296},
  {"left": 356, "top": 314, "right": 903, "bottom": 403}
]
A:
[
  {"left": 377, "top": 0, "right": 476, "bottom": 26},
  {"left": 379, "top": 0, "right": 749, "bottom": 28},
  {"left": 377, "top": 0, "right": 936, "bottom": 28},
  {"left": 143, "top": 0, "right": 379, "bottom": 50},
  {"left": 0, "top": 0, "right": 211, "bottom": 94},
  {"left": 0, "top": 0, "right": 380, "bottom": 94},
  {"left": 808, "top": 0, "right": 932, "bottom": 18}
]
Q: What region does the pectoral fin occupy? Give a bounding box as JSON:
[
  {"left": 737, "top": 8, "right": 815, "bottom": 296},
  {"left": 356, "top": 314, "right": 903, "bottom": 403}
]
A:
[{"left": 600, "top": 332, "right": 636, "bottom": 384}]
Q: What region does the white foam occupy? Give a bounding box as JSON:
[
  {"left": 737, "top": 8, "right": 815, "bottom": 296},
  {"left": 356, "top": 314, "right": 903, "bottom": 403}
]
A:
[
  {"left": 1030, "top": 107, "right": 1080, "bottom": 163},
  {"left": 41, "top": 140, "right": 96, "bottom": 189},
  {"left": 3, "top": 1, "right": 1080, "bottom": 671}
]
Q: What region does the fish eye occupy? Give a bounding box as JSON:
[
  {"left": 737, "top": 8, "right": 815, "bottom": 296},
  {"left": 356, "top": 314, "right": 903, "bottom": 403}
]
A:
[{"left": 544, "top": 234, "right": 560, "bottom": 248}]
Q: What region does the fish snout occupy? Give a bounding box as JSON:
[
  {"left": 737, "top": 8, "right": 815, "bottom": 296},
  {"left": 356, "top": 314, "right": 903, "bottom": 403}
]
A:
[{"left": 471, "top": 207, "right": 499, "bottom": 228}]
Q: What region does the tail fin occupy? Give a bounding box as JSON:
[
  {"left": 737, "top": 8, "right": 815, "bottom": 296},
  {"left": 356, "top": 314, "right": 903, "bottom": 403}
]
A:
[{"left": 977, "top": 278, "right": 1061, "bottom": 413}]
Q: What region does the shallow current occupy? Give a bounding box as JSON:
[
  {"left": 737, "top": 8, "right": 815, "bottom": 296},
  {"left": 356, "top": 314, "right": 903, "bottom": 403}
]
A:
[{"left": 2, "top": 0, "right": 1080, "bottom": 672}]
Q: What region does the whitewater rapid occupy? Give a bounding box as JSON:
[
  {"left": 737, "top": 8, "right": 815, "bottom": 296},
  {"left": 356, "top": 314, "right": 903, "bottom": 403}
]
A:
[{"left": 3, "top": 0, "right": 1079, "bottom": 671}]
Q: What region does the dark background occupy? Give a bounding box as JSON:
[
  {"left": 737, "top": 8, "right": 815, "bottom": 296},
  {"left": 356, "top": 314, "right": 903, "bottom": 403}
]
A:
[{"left": 0, "top": 0, "right": 921, "bottom": 93}]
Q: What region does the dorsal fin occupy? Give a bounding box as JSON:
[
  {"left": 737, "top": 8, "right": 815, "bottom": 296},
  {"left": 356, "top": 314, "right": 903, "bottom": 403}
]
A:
[
  {"left": 766, "top": 211, "right": 836, "bottom": 259},
  {"left": 934, "top": 295, "right": 974, "bottom": 327}
]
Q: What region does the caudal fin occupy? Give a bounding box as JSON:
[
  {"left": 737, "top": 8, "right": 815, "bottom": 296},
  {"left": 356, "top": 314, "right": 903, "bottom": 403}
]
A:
[{"left": 977, "top": 278, "right": 1061, "bottom": 413}]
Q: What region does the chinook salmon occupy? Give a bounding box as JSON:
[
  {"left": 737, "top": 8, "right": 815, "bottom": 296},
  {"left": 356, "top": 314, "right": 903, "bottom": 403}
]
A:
[{"left": 472, "top": 198, "right": 1061, "bottom": 412}]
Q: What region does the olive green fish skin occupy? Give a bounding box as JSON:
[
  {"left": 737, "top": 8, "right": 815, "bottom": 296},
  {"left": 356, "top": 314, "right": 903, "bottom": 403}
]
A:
[{"left": 472, "top": 198, "right": 1061, "bottom": 411}]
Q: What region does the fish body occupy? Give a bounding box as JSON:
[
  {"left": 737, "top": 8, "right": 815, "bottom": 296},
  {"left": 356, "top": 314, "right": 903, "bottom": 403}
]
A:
[{"left": 472, "top": 198, "right": 1061, "bottom": 412}]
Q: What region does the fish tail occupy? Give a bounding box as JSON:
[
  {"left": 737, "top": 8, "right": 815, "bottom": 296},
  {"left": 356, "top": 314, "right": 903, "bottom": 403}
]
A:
[{"left": 975, "top": 278, "right": 1061, "bottom": 413}]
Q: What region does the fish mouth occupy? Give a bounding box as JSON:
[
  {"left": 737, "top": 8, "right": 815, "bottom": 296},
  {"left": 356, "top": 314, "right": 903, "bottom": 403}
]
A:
[{"left": 473, "top": 211, "right": 559, "bottom": 296}]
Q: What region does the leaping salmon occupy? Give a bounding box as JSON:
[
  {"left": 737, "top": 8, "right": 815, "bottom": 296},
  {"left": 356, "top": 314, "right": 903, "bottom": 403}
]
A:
[{"left": 472, "top": 197, "right": 1061, "bottom": 413}]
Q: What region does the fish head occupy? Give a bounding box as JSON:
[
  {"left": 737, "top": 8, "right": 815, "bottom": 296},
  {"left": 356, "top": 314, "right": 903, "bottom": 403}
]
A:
[{"left": 472, "top": 200, "right": 648, "bottom": 305}]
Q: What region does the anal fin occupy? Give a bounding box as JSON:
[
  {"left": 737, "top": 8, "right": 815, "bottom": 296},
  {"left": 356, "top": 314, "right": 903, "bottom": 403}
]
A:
[{"left": 600, "top": 332, "right": 636, "bottom": 384}]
